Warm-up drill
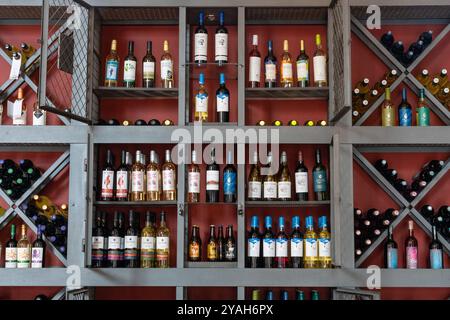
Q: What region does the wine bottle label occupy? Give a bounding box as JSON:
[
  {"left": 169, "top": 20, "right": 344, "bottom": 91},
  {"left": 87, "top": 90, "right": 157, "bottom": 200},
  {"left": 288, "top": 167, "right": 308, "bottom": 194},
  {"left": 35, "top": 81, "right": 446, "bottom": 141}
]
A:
[
  {"left": 17, "top": 248, "right": 31, "bottom": 268},
  {"left": 295, "top": 172, "right": 308, "bottom": 193},
  {"left": 107, "top": 236, "right": 121, "bottom": 250},
  {"left": 318, "top": 238, "right": 331, "bottom": 257},
  {"left": 124, "top": 236, "right": 138, "bottom": 249},
  {"left": 313, "top": 55, "right": 327, "bottom": 82},
  {"left": 123, "top": 60, "right": 136, "bottom": 82},
  {"left": 386, "top": 248, "right": 398, "bottom": 268},
  {"left": 31, "top": 247, "right": 44, "bottom": 268},
  {"left": 382, "top": 107, "right": 395, "bottom": 126},
  {"left": 207, "top": 243, "right": 217, "bottom": 259},
  {"left": 399, "top": 108, "right": 412, "bottom": 126},
  {"left": 32, "top": 111, "right": 46, "bottom": 126},
  {"left": 216, "top": 93, "right": 229, "bottom": 112},
  {"left": 263, "top": 238, "right": 275, "bottom": 257},
  {"left": 277, "top": 181, "right": 291, "bottom": 199},
  {"left": 143, "top": 61, "right": 155, "bottom": 80},
  {"left": 105, "top": 60, "right": 119, "bottom": 81},
  {"left": 275, "top": 238, "right": 288, "bottom": 257},
  {"left": 223, "top": 171, "right": 237, "bottom": 195},
  {"left": 430, "top": 248, "right": 443, "bottom": 269},
  {"left": 417, "top": 107, "right": 430, "bottom": 126},
  {"left": 162, "top": 169, "right": 175, "bottom": 191},
  {"left": 248, "top": 181, "right": 262, "bottom": 199},
  {"left": 101, "top": 170, "right": 114, "bottom": 198},
  {"left": 195, "top": 92, "right": 208, "bottom": 113},
  {"left": 146, "top": 170, "right": 160, "bottom": 192},
  {"left": 304, "top": 238, "right": 318, "bottom": 257},
  {"left": 156, "top": 236, "right": 169, "bottom": 250},
  {"left": 296, "top": 60, "right": 309, "bottom": 81},
  {"left": 206, "top": 170, "right": 220, "bottom": 191},
  {"left": 249, "top": 56, "right": 261, "bottom": 82},
  {"left": 313, "top": 170, "right": 327, "bottom": 192},
  {"left": 265, "top": 63, "right": 276, "bottom": 81},
  {"left": 189, "top": 243, "right": 200, "bottom": 258},
  {"left": 188, "top": 172, "right": 200, "bottom": 193},
  {"left": 116, "top": 170, "right": 128, "bottom": 198},
  {"left": 194, "top": 33, "right": 208, "bottom": 61},
  {"left": 263, "top": 181, "right": 277, "bottom": 199},
  {"left": 92, "top": 236, "right": 105, "bottom": 249},
  {"left": 225, "top": 244, "right": 236, "bottom": 260},
  {"left": 131, "top": 171, "right": 144, "bottom": 192},
  {"left": 5, "top": 248, "right": 17, "bottom": 268},
  {"left": 248, "top": 238, "right": 261, "bottom": 257},
  {"left": 12, "top": 110, "right": 27, "bottom": 125},
  {"left": 406, "top": 247, "right": 418, "bottom": 269},
  {"left": 281, "top": 62, "right": 293, "bottom": 79},
  {"left": 161, "top": 60, "right": 173, "bottom": 80},
  {"left": 290, "top": 238, "right": 303, "bottom": 257},
  {"left": 141, "top": 236, "right": 156, "bottom": 250},
  {"left": 215, "top": 33, "right": 228, "bottom": 61}
]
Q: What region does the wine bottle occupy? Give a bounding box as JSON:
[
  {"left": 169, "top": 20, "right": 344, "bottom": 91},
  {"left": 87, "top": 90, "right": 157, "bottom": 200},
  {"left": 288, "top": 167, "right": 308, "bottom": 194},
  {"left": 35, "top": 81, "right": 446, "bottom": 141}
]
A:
[
  {"left": 429, "top": 225, "right": 443, "bottom": 269},
  {"left": 115, "top": 150, "right": 129, "bottom": 201},
  {"left": 277, "top": 151, "right": 291, "bottom": 201},
  {"left": 217, "top": 225, "right": 225, "bottom": 261},
  {"left": 275, "top": 216, "right": 289, "bottom": 268},
  {"left": 207, "top": 225, "right": 218, "bottom": 262},
  {"left": 398, "top": 88, "right": 412, "bottom": 126},
  {"left": 187, "top": 150, "right": 200, "bottom": 203},
  {"left": 417, "top": 69, "right": 430, "bottom": 86},
  {"left": 31, "top": 225, "right": 46, "bottom": 268},
  {"left": 437, "top": 68, "right": 448, "bottom": 87},
  {"left": 206, "top": 148, "right": 220, "bottom": 203},
  {"left": 281, "top": 290, "right": 290, "bottom": 301},
  {"left": 290, "top": 216, "right": 303, "bottom": 268},
  {"left": 189, "top": 225, "right": 201, "bottom": 262},
  {"left": 108, "top": 119, "right": 120, "bottom": 126},
  {"left": 20, "top": 43, "right": 36, "bottom": 58},
  {"left": 390, "top": 41, "right": 404, "bottom": 60},
  {"left": 426, "top": 77, "right": 440, "bottom": 95},
  {"left": 313, "top": 34, "right": 327, "bottom": 87},
  {"left": 100, "top": 149, "right": 115, "bottom": 201},
  {"left": 294, "top": 151, "right": 308, "bottom": 201},
  {"left": 91, "top": 211, "right": 106, "bottom": 267},
  {"left": 381, "top": 87, "right": 395, "bottom": 126},
  {"left": 247, "top": 151, "right": 262, "bottom": 201},
  {"left": 272, "top": 120, "right": 282, "bottom": 126},
  {"left": 409, "top": 40, "right": 424, "bottom": 56},
  {"left": 263, "top": 152, "right": 277, "bottom": 201},
  {"left": 280, "top": 40, "right": 293, "bottom": 88},
  {"left": 405, "top": 220, "right": 418, "bottom": 269},
  {"left": 380, "top": 31, "right": 394, "bottom": 49},
  {"left": 416, "top": 89, "right": 430, "bottom": 126},
  {"left": 402, "top": 51, "right": 414, "bottom": 66},
  {"left": 303, "top": 216, "right": 318, "bottom": 268},
  {"left": 215, "top": 11, "right": 228, "bottom": 64},
  {"left": 224, "top": 225, "right": 236, "bottom": 261},
  {"left": 266, "top": 290, "right": 274, "bottom": 300},
  {"left": 194, "top": 11, "right": 208, "bottom": 64},
  {"left": 162, "top": 119, "right": 174, "bottom": 126},
  {"left": 318, "top": 216, "right": 331, "bottom": 268},
  {"left": 411, "top": 179, "right": 427, "bottom": 193},
  {"left": 108, "top": 211, "right": 124, "bottom": 268},
  {"left": 216, "top": 73, "right": 229, "bottom": 123},
  {"left": 288, "top": 120, "right": 299, "bottom": 126},
  {"left": 394, "top": 178, "right": 408, "bottom": 192},
  {"left": 161, "top": 40, "right": 174, "bottom": 88},
  {"left": 140, "top": 211, "right": 156, "bottom": 268},
  {"left": 12, "top": 88, "right": 27, "bottom": 126},
  {"left": 123, "top": 41, "right": 137, "bottom": 88},
  {"left": 5, "top": 224, "right": 17, "bottom": 268},
  {"left": 262, "top": 216, "right": 275, "bottom": 268},
  {"left": 419, "top": 30, "right": 433, "bottom": 46},
  {"left": 247, "top": 216, "right": 261, "bottom": 268},
  {"left": 32, "top": 102, "right": 46, "bottom": 126},
  {"left": 313, "top": 149, "right": 328, "bottom": 201},
  {"left": 104, "top": 39, "right": 119, "bottom": 87},
  {"left": 296, "top": 40, "right": 309, "bottom": 88},
  {"left": 142, "top": 41, "right": 156, "bottom": 88},
  {"left": 437, "top": 87, "right": 450, "bottom": 104},
  {"left": 148, "top": 119, "right": 161, "bottom": 126},
  {"left": 162, "top": 150, "right": 176, "bottom": 201},
  {"left": 195, "top": 73, "right": 208, "bottom": 122},
  {"left": 223, "top": 150, "right": 237, "bottom": 203},
  {"left": 355, "top": 78, "right": 370, "bottom": 96},
  {"left": 248, "top": 35, "right": 261, "bottom": 88},
  {"left": 384, "top": 225, "right": 398, "bottom": 269},
  {"left": 124, "top": 210, "right": 140, "bottom": 268},
  {"left": 145, "top": 150, "right": 161, "bottom": 202},
  {"left": 374, "top": 159, "right": 388, "bottom": 173},
  {"left": 420, "top": 204, "right": 434, "bottom": 221},
  {"left": 264, "top": 40, "right": 277, "bottom": 88},
  {"left": 17, "top": 225, "right": 31, "bottom": 268},
  {"left": 130, "top": 151, "right": 145, "bottom": 201},
  {"left": 4, "top": 43, "right": 18, "bottom": 58}
]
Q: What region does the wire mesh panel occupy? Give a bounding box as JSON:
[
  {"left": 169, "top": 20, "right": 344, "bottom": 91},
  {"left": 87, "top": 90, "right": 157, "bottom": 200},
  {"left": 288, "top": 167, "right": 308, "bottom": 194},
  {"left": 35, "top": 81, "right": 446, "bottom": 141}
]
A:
[{"left": 39, "top": 0, "right": 91, "bottom": 124}]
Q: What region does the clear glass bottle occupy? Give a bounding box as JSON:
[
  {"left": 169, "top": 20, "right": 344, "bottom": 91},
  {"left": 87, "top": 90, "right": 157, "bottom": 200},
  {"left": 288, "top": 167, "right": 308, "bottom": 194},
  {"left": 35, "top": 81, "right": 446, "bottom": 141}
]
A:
[
  {"left": 194, "top": 73, "right": 208, "bottom": 122},
  {"left": 104, "top": 39, "right": 119, "bottom": 87},
  {"left": 146, "top": 150, "right": 161, "bottom": 201},
  {"left": 280, "top": 40, "right": 293, "bottom": 87},
  {"left": 313, "top": 34, "right": 327, "bottom": 87},
  {"left": 162, "top": 150, "right": 176, "bottom": 201},
  {"left": 160, "top": 40, "right": 174, "bottom": 88}
]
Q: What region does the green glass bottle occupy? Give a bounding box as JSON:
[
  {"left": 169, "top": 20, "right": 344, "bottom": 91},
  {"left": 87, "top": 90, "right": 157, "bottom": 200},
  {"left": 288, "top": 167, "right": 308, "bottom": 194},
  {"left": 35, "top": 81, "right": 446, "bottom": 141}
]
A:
[{"left": 416, "top": 89, "right": 430, "bottom": 126}]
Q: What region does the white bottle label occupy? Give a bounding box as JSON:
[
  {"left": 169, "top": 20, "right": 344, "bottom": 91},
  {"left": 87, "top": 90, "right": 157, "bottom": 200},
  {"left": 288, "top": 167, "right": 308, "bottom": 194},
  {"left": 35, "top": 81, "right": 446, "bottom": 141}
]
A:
[
  {"left": 141, "top": 236, "right": 156, "bottom": 250},
  {"left": 313, "top": 55, "right": 327, "bottom": 82},
  {"left": 263, "top": 238, "right": 275, "bottom": 257},
  {"left": 162, "top": 169, "right": 175, "bottom": 191},
  {"left": 115, "top": 170, "right": 128, "bottom": 198},
  {"left": 92, "top": 236, "right": 105, "bottom": 249},
  {"left": 5, "top": 248, "right": 17, "bottom": 268},
  {"left": 157, "top": 236, "right": 169, "bottom": 250},
  {"left": 161, "top": 60, "right": 173, "bottom": 80},
  {"left": 290, "top": 238, "right": 303, "bottom": 257},
  {"left": 195, "top": 93, "right": 208, "bottom": 113},
  {"left": 31, "top": 247, "right": 44, "bottom": 268},
  {"left": 188, "top": 172, "right": 200, "bottom": 194},
  {"left": 248, "top": 181, "right": 262, "bottom": 199},
  {"left": 277, "top": 181, "right": 291, "bottom": 199},
  {"left": 123, "top": 60, "right": 136, "bottom": 82},
  {"left": 108, "top": 236, "right": 121, "bottom": 250},
  {"left": 319, "top": 238, "right": 331, "bottom": 258},
  {"left": 263, "top": 181, "right": 277, "bottom": 199},
  {"left": 143, "top": 61, "right": 155, "bottom": 79},
  {"left": 215, "top": 33, "right": 228, "bottom": 61},
  {"left": 305, "top": 238, "right": 318, "bottom": 257},
  {"left": 101, "top": 170, "right": 114, "bottom": 198},
  {"left": 282, "top": 62, "right": 293, "bottom": 79},
  {"left": 17, "top": 248, "right": 30, "bottom": 268},
  {"left": 125, "top": 236, "right": 138, "bottom": 249},
  {"left": 131, "top": 171, "right": 144, "bottom": 192},
  {"left": 194, "top": 33, "right": 208, "bottom": 61},
  {"left": 297, "top": 60, "right": 309, "bottom": 80},
  {"left": 265, "top": 64, "right": 276, "bottom": 81},
  {"left": 249, "top": 56, "right": 261, "bottom": 82},
  {"left": 32, "top": 110, "right": 46, "bottom": 126},
  {"left": 248, "top": 238, "right": 261, "bottom": 257},
  {"left": 295, "top": 172, "right": 308, "bottom": 193},
  {"left": 206, "top": 170, "right": 220, "bottom": 191},
  {"left": 216, "top": 94, "right": 229, "bottom": 112},
  {"left": 146, "top": 170, "right": 160, "bottom": 192},
  {"left": 275, "top": 239, "right": 288, "bottom": 257}
]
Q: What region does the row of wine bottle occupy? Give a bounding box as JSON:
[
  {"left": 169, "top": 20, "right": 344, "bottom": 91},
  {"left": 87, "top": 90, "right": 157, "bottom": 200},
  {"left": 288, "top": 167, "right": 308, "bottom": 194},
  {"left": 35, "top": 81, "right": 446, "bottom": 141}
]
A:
[
  {"left": 0, "top": 159, "right": 41, "bottom": 200},
  {"left": 188, "top": 224, "right": 236, "bottom": 262},
  {"left": 91, "top": 210, "right": 170, "bottom": 268},
  {"left": 419, "top": 205, "right": 450, "bottom": 239},
  {"left": 3, "top": 42, "right": 37, "bottom": 62},
  {"left": 255, "top": 119, "right": 328, "bottom": 127},
  {"left": 97, "top": 118, "right": 174, "bottom": 126},
  {"left": 251, "top": 289, "right": 321, "bottom": 300},
  {"left": 416, "top": 68, "right": 450, "bottom": 105}
]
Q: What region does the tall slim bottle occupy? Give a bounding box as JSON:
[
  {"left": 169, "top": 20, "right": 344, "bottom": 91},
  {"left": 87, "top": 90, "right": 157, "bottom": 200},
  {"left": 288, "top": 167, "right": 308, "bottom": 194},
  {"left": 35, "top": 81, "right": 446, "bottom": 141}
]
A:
[
  {"left": 142, "top": 41, "right": 156, "bottom": 88},
  {"left": 263, "top": 152, "right": 277, "bottom": 201},
  {"left": 247, "top": 216, "right": 261, "bottom": 268},
  {"left": 296, "top": 40, "right": 309, "bottom": 88},
  {"left": 207, "top": 225, "right": 218, "bottom": 262},
  {"left": 124, "top": 210, "right": 140, "bottom": 268},
  {"left": 405, "top": 220, "right": 418, "bottom": 269},
  {"left": 384, "top": 225, "right": 398, "bottom": 269},
  {"left": 31, "top": 225, "right": 46, "bottom": 268},
  {"left": 277, "top": 151, "right": 291, "bottom": 201},
  {"left": 262, "top": 216, "right": 275, "bottom": 268},
  {"left": 318, "top": 216, "right": 332, "bottom": 268},
  {"left": 156, "top": 211, "right": 170, "bottom": 268},
  {"left": 140, "top": 211, "right": 156, "bottom": 268},
  {"left": 187, "top": 150, "right": 201, "bottom": 203},
  {"left": 223, "top": 150, "right": 237, "bottom": 203},
  {"left": 215, "top": 11, "right": 228, "bottom": 64},
  {"left": 115, "top": 150, "right": 129, "bottom": 201},
  {"left": 303, "top": 216, "right": 318, "bottom": 268},
  {"left": 206, "top": 148, "right": 220, "bottom": 203},
  {"left": 17, "top": 224, "right": 31, "bottom": 268},
  {"left": 188, "top": 225, "right": 202, "bottom": 261},
  {"left": 100, "top": 149, "right": 115, "bottom": 201},
  {"left": 264, "top": 40, "right": 277, "bottom": 88},
  {"left": 275, "top": 216, "right": 289, "bottom": 268},
  {"left": 108, "top": 211, "right": 124, "bottom": 268},
  {"left": 290, "top": 216, "right": 303, "bottom": 268},
  {"left": 123, "top": 41, "right": 137, "bottom": 88},
  {"left": 5, "top": 224, "right": 17, "bottom": 268},
  {"left": 248, "top": 35, "right": 261, "bottom": 88},
  {"left": 381, "top": 87, "right": 395, "bottom": 126},
  {"left": 313, "top": 149, "right": 328, "bottom": 201},
  {"left": 429, "top": 225, "right": 443, "bottom": 269},
  {"left": 194, "top": 11, "right": 208, "bottom": 64},
  {"left": 398, "top": 88, "right": 412, "bottom": 126},
  {"left": 280, "top": 40, "right": 293, "bottom": 87},
  {"left": 146, "top": 150, "right": 161, "bottom": 201},
  {"left": 12, "top": 88, "right": 27, "bottom": 126},
  {"left": 416, "top": 89, "right": 430, "bottom": 126},
  {"left": 104, "top": 39, "right": 119, "bottom": 87},
  {"left": 161, "top": 40, "right": 174, "bottom": 88},
  {"left": 216, "top": 73, "right": 230, "bottom": 123},
  {"left": 247, "top": 151, "right": 262, "bottom": 201},
  {"left": 194, "top": 73, "right": 208, "bottom": 122},
  {"left": 130, "top": 151, "right": 145, "bottom": 201},
  {"left": 225, "top": 225, "right": 236, "bottom": 261},
  {"left": 162, "top": 150, "right": 176, "bottom": 201},
  {"left": 91, "top": 211, "right": 106, "bottom": 268},
  {"left": 313, "top": 34, "right": 327, "bottom": 87},
  {"left": 294, "top": 151, "right": 308, "bottom": 201}
]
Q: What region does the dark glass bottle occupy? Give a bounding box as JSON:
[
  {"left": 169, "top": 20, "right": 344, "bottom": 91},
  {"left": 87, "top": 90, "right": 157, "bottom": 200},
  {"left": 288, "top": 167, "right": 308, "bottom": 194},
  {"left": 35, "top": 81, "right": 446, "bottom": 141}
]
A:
[
  {"left": 194, "top": 11, "right": 208, "bottom": 64},
  {"left": 264, "top": 40, "right": 277, "bottom": 88},
  {"left": 374, "top": 159, "right": 388, "bottom": 173},
  {"left": 313, "top": 149, "right": 328, "bottom": 201},
  {"left": 247, "top": 216, "right": 261, "bottom": 268},
  {"left": 262, "top": 216, "right": 275, "bottom": 268},
  {"left": 248, "top": 35, "right": 261, "bottom": 88},
  {"left": 142, "top": 41, "right": 156, "bottom": 88},
  {"left": 216, "top": 73, "right": 230, "bottom": 123},
  {"left": 100, "top": 149, "right": 115, "bottom": 201},
  {"left": 188, "top": 225, "right": 202, "bottom": 262},
  {"left": 215, "top": 11, "right": 228, "bottom": 64},
  {"left": 123, "top": 41, "right": 137, "bottom": 88},
  {"left": 280, "top": 290, "right": 289, "bottom": 301},
  {"left": 429, "top": 225, "right": 443, "bottom": 269},
  {"left": 398, "top": 88, "right": 412, "bottom": 126},
  {"left": 5, "top": 224, "right": 17, "bottom": 268},
  {"left": 296, "top": 39, "right": 310, "bottom": 88},
  {"left": 207, "top": 225, "right": 218, "bottom": 262},
  {"left": 420, "top": 205, "right": 434, "bottom": 221},
  {"left": 31, "top": 225, "right": 46, "bottom": 268},
  {"left": 295, "top": 151, "right": 308, "bottom": 201},
  {"left": 91, "top": 211, "right": 106, "bottom": 268},
  {"left": 384, "top": 225, "right": 398, "bottom": 269},
  {"left": 206, "top": 148, "right": 220, "bottom": 203},
  {"left": 384, "top": 208, "right": 400, "bottom": 221},
  {"left": 224, "top": 225, "right": 236, "bottom": 262},
  {"left": 108, "top": 211, "right": 125, "bottom": 268},
  {"left": 275, "top": 216, "right": 289, "bottom": 268},
  {"left": 265, "top": 290, "right": 274, "bottom": 300},
  {"left": 290, "top": 216, "right": 303, "bottom": 268},
  {"left": 223, "top": 150, "right": 237, "bottom": 203},
  {"left": 405, "top": 220, "right": 418, "bottom": 269},
  {"left": 124, "top": 210, "right": 140, "bottom": 268},
  {"left": 115, "top": 150, "right": 129, "bottom": 201},
  {"left": 380, "top": 31, "right": 394, "bottom": 49},
  {"left": 217, "top": 225, "right": 225, "bottom": 261}
]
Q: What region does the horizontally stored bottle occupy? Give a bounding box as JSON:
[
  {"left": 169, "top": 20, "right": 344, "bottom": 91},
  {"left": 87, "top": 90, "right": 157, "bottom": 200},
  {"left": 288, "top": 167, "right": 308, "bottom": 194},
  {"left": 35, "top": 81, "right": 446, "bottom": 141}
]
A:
[
  {"left": 416, "top": 88, "right": 430, "bottom": 126},
  {"left": 206, "top": 148, "right": 220, "bottom": 203},
  {"left": 188, "top": 150, "right": 200, "bottom": 203},
  {"left": 215, "top": 11, "right": 228, "bottom": 64},
  {"left": 216, "top": 73, "right": 229, "bottom": 123},
  {"left": 398, "top": 88, "right": 412, "bottom": 126},
  {"left": 156, "top": 211, "right": 170, "bottom": 268},
  {"left": 318, "top": 216, "right": 331, "bottom": 268},
  {"left": 248, "top": 151, "right": 262, "bottom": 201},
  {"left": 429, "top": 225, "right": 443, "bottom": 269},
  {"left": 294, "top": 151, "right": 308, "bottom": 201},
  {"left": 189, "top": 225, "right": 201, "bottom": 262},
  {"left": 225, "top": 225, "right": 236, "bottom": 261},
  {"left": 381, "top": 87, "right": 395, "bottom": 126},
  {"left": 140, "top": 211, "right": 156, "bottom": 268},
  {"left": 264, "top": 40, "right": 277, "bottom": 88},
  {"left": 280, "top": 40, "right": 293, "bottom": 87},
  {"left": 194, "top": 11, "right": 208, "bottom": 64},
  {"left": 146, "top": 150, "right": 161, "bottom": 201},
  {"left": 263, "top": 152, "right": 277, "bottom": 201},
  {"left": 123, "top": 41, "right": 137, "bottom": 87},
  {"left": 223, "top": 150, "right": 237, "bottom": 203},
  {"left": 142, "top": 41, "right": 156, "bottom": 88},
  {"left": 5, "top": 224, "right": 17, "bottom": 268},
  {"left": 248, "top": 35, "right": 261, "bottom": 88},
  {"left": 313, "top": 149, "right": 328, "bottom": 201},
  {"left": 162, "top": 150, "right": 176, "bottom": 201},
  {"left": 291, "top": 216, "right": 303, "bottom": 268},
  {"left": 17, "top": 224, "right": 31, "bottom": 268},
  {"left": 91, "top": 211, "right": 107, "bottom": 267},
  {"left": 405, "top": 220, "right": 418, "bottom": 269},
  {"left": 115, "top": 150, "right": 129, "bottom": 201},
  {"left": 195, "top": 73, "right": 208, "bottom": 122},
  {"left": 207, "top": 225, "right": 218, "bottom": 262},
  {"left": 130, "top": 150, "right": 145, "bottom": 201},
  {"left": 313, "top": 34, "right": 327, "bottom": 87},
  {"left": 31, "top": 225, "right": 46, "bottom": 268},
  {"left": 104, "top": 39, "right": 119, "bottom": 87},
  {"left": 303, "top": 216, "right": 318, "bottom": 268},
  {"left": 124, "top": 210, "right": 140, "bottom": 268},
  {"left": 277, "top": 151, "right": 291, "bottom": 201},
  {"left": 108, "top": 211, "right": 124, "bottom": 268},
  {"left": 296, "top": 40, "right": 309, "bottom": 88},
  {"left": 247, "top": 216, "right": 261, "bottom": 268},
  {"left": 427, "top": 77, "right": 440, "bottom": 95},
  {"left": 161, "top": 40, "right": 174, "bottom": 88},
  {"left": 262, "top": 216, "right": 275, "bottom": 268},
  {"left": 275, "top": 216, "right": 289, "bottom": 268}
]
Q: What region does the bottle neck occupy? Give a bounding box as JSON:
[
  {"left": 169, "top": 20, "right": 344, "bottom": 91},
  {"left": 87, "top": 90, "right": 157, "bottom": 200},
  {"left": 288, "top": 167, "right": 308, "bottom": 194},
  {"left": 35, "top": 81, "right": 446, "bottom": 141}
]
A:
[
  {"left": 209, "top": 227, "right": 215, "bottom": 237},
  {"left": 147, "top": 42, "right": 152, "bottom": 54},
  {"left": 227, "top": 227, "right": 233, "bottom": 237},
  {"left": 315, "top": 151, "right": 321, "bottom": 164}
]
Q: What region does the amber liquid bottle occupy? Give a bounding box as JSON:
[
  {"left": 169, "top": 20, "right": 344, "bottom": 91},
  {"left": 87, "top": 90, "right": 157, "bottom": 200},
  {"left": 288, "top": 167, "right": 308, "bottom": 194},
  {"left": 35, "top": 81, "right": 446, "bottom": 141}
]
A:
[
  {"left": 280, "top": 40, "right": 294, "bottom": 87},
  {"left": 187, "top": 150, "right": 200, "bottom": 203},
  {"left": 247, "top": 151, "right": 262, "bottom": 201},
  {"left": 104, "top": 39, "right": 119, "bottom": 87},
  {"left": 130, "top": 151, "right": 146, "bottom": 201},
  {"left": 162, "top": 150, "right": 176, "bottom": 201},
  {"left": 160, "top": 40, "right": 174, "bottom": 88},
  {"left": 146, "top": 150, "right": 161, "bottom": 201},
  {"left": 189, "top": 225, "right": 201, "bottom": 262},
  {"left": 207, "top": 225, "right": 218, "bottom": 262}
]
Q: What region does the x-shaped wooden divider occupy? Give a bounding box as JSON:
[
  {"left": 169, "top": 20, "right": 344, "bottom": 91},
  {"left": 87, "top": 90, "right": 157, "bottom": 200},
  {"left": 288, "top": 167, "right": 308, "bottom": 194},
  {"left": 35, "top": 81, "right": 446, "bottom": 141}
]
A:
[
  {"left": 0, "top": 150, "right": 70, "bottom": 266},
  {"left": 353, "top": 148, "right": 450, "bottom": 267},
  {"left": 351, "top": 16, "right": 450, "bottom": 126}
]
